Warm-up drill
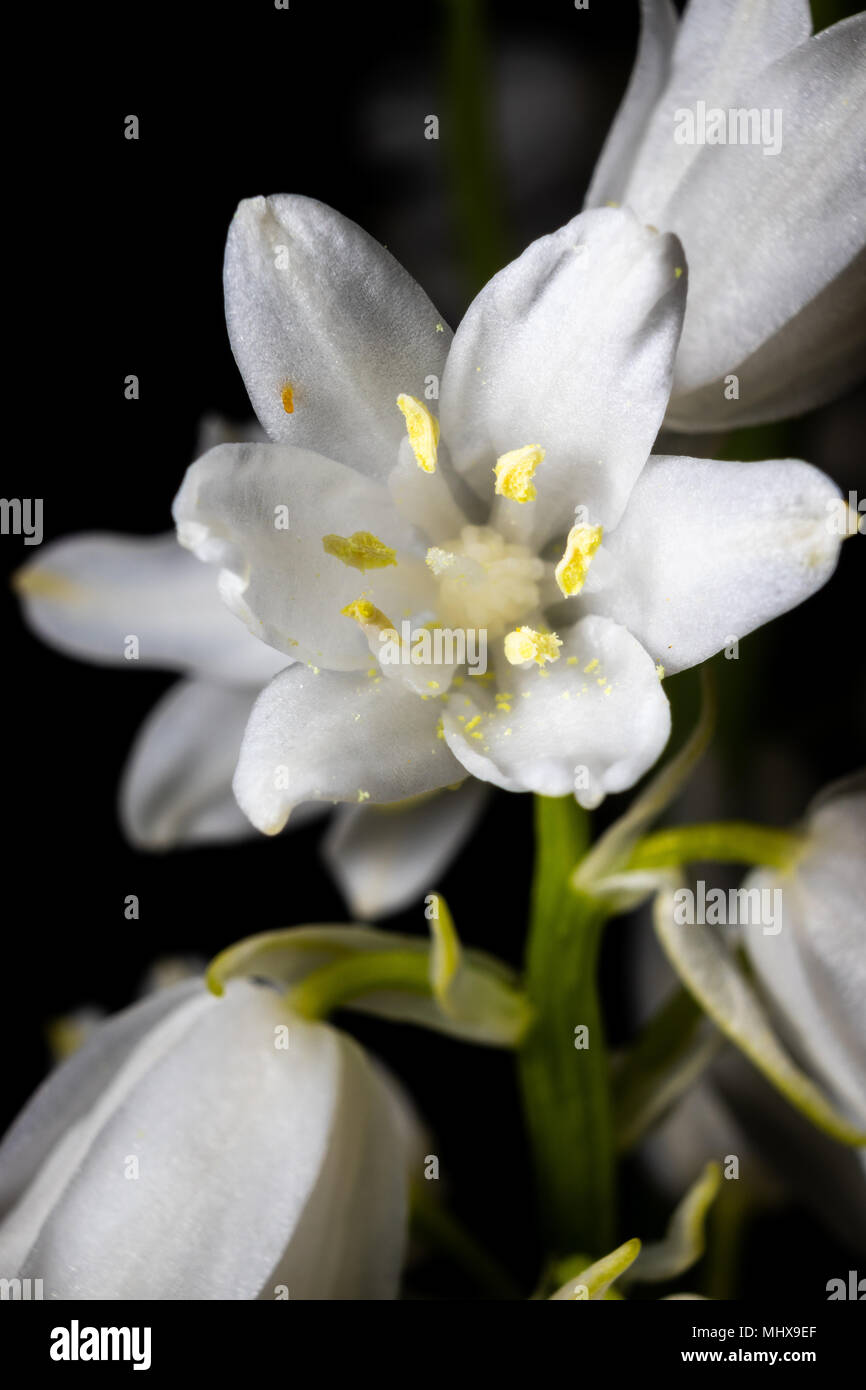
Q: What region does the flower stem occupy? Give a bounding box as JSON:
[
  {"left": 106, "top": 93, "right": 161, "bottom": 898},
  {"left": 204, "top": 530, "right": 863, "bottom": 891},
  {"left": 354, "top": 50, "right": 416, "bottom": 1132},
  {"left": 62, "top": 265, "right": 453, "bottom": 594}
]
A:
[
  {"left": 517, "top": 795, "right": 615, "bottom": 1256},
  {"left": 625, "top": 822, "right": 804, "bottom": 873},
  {"left": 287, "top": 951, "right": 430, "bottom": 1020}
]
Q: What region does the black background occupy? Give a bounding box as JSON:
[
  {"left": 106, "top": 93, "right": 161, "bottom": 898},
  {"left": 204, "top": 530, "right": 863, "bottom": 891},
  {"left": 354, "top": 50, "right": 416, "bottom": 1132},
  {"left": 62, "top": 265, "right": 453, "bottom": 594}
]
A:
[{"left": 3, "top": 0, "right": 864, "bottom": 1299}]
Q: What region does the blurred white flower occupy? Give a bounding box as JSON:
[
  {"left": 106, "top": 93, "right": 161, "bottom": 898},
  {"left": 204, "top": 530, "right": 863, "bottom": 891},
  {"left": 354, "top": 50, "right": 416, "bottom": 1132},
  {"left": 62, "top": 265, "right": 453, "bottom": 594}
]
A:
[
  {"left": 742, "top": 771, "right": 866, "bottom": 1126},
  {"left": 0, "top": 978, "right": 415, "bottom": 1299},
  {"left": 587, "top": 0, "right": 866, "bottom": 429},
  {"left": 172, "top": 194, "right": 843, "bottom": 834}
]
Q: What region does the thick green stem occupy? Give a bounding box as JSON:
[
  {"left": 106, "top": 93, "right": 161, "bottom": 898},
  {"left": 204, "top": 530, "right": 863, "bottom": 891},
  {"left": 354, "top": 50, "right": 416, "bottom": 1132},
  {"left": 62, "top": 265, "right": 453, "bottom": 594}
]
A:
[
  {"left": 517, "top": 795, "right": 615, "bottom": 1256},
  {"left": 626, "top": 822, "right": 803, "bottom": 873}
]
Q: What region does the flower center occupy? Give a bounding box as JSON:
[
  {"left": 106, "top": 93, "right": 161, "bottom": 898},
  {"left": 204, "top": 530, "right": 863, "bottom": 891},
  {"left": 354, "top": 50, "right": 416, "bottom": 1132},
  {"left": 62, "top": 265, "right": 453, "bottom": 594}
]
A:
[{"left": 427, "top": 526, "right": 544, "bottom": 637}]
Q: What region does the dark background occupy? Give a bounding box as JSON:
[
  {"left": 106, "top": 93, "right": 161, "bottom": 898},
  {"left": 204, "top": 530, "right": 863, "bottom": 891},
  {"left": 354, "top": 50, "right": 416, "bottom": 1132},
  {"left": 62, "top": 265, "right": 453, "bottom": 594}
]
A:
[{"left": 3, "top": 0, "right": 864, "bottom": 1298}]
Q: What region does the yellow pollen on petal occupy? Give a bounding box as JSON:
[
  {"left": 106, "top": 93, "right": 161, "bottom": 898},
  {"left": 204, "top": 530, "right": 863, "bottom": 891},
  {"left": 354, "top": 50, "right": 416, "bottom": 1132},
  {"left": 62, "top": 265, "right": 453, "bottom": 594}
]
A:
[
  {"left": 555, "top": 523, "right": 603, "bottom": 597},
  {"left": 341, "top": 598, "right": 394, "bottom": 632},
  {"left": 280, "top": 383, "right": 295, "bottom": 414},
  {"left": 504, "top": 626, "right": 562, "bottom": 667},
  {"left": 493, "top": 445, "right": 545, "bottom": 503},
  {"left": 397, "top": 393, "right": 439, "bottom": 473},
  {"left": 322, "top": 531, "right": 397, "bottom": 572}
]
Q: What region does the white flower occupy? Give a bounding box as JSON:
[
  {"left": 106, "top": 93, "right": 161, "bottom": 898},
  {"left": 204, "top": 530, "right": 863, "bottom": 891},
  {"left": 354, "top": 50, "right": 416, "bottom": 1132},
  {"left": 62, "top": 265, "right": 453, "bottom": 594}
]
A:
[
  {"left": 171, "top": 194, "right": 843, "bottom": 834},
  {"left": 742, "top": 772, "right": 866, "bottom": 1126},
  {"left": 0, "top": 978, "right": 414, "bottom": 1299},
  {"left": 13, "top": 420, "right": 488, "bottom": 919},
  {"left": 587, "top": 0, "right": 866, "bottom": 429}
]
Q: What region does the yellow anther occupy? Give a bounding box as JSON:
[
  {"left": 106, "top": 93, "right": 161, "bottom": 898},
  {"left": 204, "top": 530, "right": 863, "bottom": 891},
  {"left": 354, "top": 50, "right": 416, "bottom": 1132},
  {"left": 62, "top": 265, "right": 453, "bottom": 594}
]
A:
[
  {"left": 397, "top": 393, "right": 439, "bottom": 473},
  {"left": 281, "top": 383, "right": 295, "bottom": 414},
  {"left": 425, "top": 546, "right": 456, "bottom": 575},
  {"left": 555, "top": 523, "right": 603, "bottom": 597},
  {"left": 322, "top": 531, "right": 397, "bottom": 572},
  {"left": 341, "top": 598, "right": 394, "bottom": 631},
  {"left": 504, "top": 626, "right": 563, "bottom": 667},
  {"left": 493, "top": 445, "right": 545, "bottom": 503}
]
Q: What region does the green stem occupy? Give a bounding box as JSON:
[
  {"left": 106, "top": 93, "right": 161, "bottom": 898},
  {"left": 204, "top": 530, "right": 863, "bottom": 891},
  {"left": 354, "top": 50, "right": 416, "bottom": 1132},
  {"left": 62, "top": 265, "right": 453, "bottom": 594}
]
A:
[
  {"left": 517, "top": 795, "right": 615, "bottom": 1256},
  {"left": 626, "top": 822, "right": 803, "bottom": 873},
  {"left": 287, "top": 951, "right": 430, "bottom": 1020},
  {"left": 410, "top": 1183, "right": 522, "bottom": 1300},
  {"left": 443, "top": 0, "right": 508, "bottom": 294}
]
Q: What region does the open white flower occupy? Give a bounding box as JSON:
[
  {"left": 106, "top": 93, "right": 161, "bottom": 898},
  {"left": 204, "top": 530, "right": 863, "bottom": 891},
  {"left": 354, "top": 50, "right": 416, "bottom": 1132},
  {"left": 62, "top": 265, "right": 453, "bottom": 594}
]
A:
[
  {"left": 0, "top": 979, "right": 413, "bottom": 1299},
  {"left": 13, "top": 419, "right": 488, "bottom": 919},
  {"left": 173, "top": 194, "right": 843, "bottom": 834},
  {"left": 587, "top": 0, "right": 866, "bottom": 429},
  {"left": 742, "top": 772, "right": 866, "bottom": 1126}
]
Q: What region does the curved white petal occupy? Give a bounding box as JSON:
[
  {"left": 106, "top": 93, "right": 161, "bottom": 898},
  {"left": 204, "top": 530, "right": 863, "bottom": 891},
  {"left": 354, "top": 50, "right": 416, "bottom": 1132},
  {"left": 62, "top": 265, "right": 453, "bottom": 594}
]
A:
[
  {"left": 224, "top": 194, "right": 451, "bottom": 478},
  {"left": 442, "top": 615, "right": 670, "bottom": 807},
  {"left": 119, "top": 680, "right": 263, "bottom": 849},
  {"left": 662, "top": 16, "right": 866, "bottom": 424},
  {"left": 439, "top": 207, "right": 686, "bottom": 536},
  {"left": 14, "top": 533, "right": 289, "bottom": 686},
  {"left": 585, "top": 0, "right": 678, "bottom": 209},
  {"left": 173, "top": 442, "right": 436, "bottom": 670},
  {"left": 1, "top": 980, "right": 411, "bottom": 1299},
  {"left": 322, "top": 781, "right": 489, "bottom": 920},
  {"left": 233, "top": 665, "right": 466, "bottom": 834},
  {"left": 743, "top": 774, "right": 866, "bottom": 1125},
  {"left": 585, "top": 454, "right": 842, "bottom": 673},
  {"left": 616, "top": 0, "right": 813, "bottom": 221}
]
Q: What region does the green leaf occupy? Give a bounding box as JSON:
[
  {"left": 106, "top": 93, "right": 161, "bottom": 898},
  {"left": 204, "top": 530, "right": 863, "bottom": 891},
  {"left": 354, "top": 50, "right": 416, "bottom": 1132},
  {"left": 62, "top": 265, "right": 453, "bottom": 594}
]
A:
[
  {"left": 549, "top": 1239, "right": 641, "bottom": 1300},
  {"left": 518, "top": 795, "right": 615, "bottom": 1255},
  {"left": 653, "top": 882, "right": 866, "bottom": 1147}
]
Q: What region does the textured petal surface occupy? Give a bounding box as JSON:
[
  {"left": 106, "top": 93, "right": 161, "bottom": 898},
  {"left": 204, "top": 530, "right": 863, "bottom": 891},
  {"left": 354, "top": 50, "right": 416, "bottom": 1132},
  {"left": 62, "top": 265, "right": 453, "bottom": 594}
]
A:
[
  {"left": 173, "top": 442, "right": 435, "bottom": 670},
  {"left": 662, "top": 16, "right": 866, "bottom": 425},
  {"left": 224, "top": 194, "right": 450, "bottom": 478},
  {"left": 233, "top": 665, "right": 465, "bottom": 833},
  {"left": 14, "top": 533, "right": 288, "bottom": 686},
  {"left": 441, "top": 615, "right": 670, "bottom": 807},
  {"left": 585, "top": 0, "right": 678, "bottom": 209},
  {"left": 439, "top": 207, "right": 686, "bottom": 537},
  {"left": 585, "top": 455, "right": 842, "bottom": 673},
  {"left": 613, "top": 0, "right": 812, "bottom": 220},
  {"left": 322, "top": 781, "right": 489, "bottom": 919},
  {"left": 743, "top": 775, "right": 866, "bottom": 1125},
  {"left": 1, "top": 981, "right": 411, "bottom": 1299}
]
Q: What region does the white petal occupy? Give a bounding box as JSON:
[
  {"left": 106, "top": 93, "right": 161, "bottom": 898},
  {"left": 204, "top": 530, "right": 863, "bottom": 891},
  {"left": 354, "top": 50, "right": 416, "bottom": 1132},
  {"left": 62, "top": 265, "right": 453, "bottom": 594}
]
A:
[
  {"left": 662, "top": 16, "right": 866, "bottom": 426},
  {"left": 439, "top": 207, "right": 685, "bottom": 539},
  {"left": 616, "top": 0, "right": 813, "bottom": 221},
  {"left": 585, "top": 454, "right": 842, "bottom": 673},
  {"left": 743, "top": 774, "right": 866, "bottom": 1124},
  {"left": 2, "top": 980, "right": 411, "bottom": 1299},
  {"left": 0, "top": 982, "right": 206, "bottom": 1271},
  {"left": 173, "top": 442, "right": 436, "bottom": 670},
  {"left": 224, "top": 194, "right": 451, "bottom": 478},
  {"left": 14, "top": 533, "right": 289, "bottom": 685},
  {"left": 442, "top": 615, "right": 670, "bottom": 806},
  {"left": 118, "top": 680, "right": 263, "bottom": 848},
  {"left": 585, "top": 0, "right": 678, "bottom": 209},
  {"left": 322, "top": 781, "right": 489, "bottom": 920},
  {"left": 233, "top": 665, "right": 465, "bottom": 834}
]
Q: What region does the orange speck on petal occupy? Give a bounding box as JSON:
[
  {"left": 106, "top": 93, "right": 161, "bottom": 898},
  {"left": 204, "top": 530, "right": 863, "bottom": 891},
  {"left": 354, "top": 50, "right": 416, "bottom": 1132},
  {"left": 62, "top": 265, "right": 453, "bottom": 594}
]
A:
[{"left": 281, "top": 383, "right": 295, "bottom": 414}]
